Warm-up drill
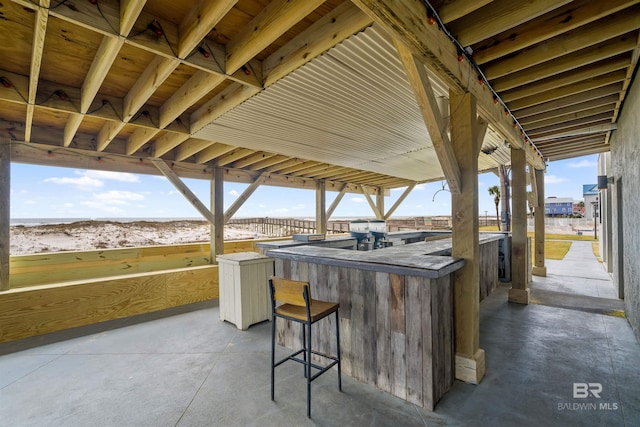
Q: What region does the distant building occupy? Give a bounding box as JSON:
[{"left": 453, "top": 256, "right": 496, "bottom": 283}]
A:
[
  {"left": 573, "top": 202, "right": 585, "bottom": 217},
  {"left": 544, "top": 197, "right": 574, "bottom": 216},
  {"left": 583, "top": 184, "right": 599, "bottom": 220}
]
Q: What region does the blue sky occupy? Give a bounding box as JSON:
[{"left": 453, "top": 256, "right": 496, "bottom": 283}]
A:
[{"left": 9, "top": 154, "right": 599, "bottom": 219}]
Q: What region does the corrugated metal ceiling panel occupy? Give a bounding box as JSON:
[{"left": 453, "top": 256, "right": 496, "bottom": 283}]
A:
[{"left": 194, "top": 25, "right": 502, "bottom": 182}]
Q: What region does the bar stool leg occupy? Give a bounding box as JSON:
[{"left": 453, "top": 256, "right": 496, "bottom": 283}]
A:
[
  {"left": 335, "top": 310, "right": 342, "bottom": 391},
  {"left": 271, "top": 316, "right": 276, "bottom": 401},
  {"left": 307, "top": 321, "right": 312, "bottom": 418},
  {"left": 302, "top": 321, "right": 307, "bottom": 379}
]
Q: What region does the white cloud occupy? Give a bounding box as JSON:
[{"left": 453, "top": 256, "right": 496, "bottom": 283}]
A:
[
  {"left": 229, "top": 190, "right": 239, "bottom": 197},
  {"left": 43, "top": 170, "right": 140, "bottom": 192},
  {"left": 414, "top": 184, "right": 426, "bottom": 190},
  {"left": 568, "top": 159, "right": 596, "bottom": 169},
  {"left": 350, "top": 197, "right": 365, "bottom": 203},
  {"left": 44, "top": 175, "right": 104, "bottom": 190},
  {"left": 82, "top": 170, "right": 140, "bottom": 182},
  {"left": 259, "top": 204, "right": 265, "bottom": 208},
  {"left": 24, "top": 200, "right": 37, "bottom": 205},
  {"left": 93, "top": 190, "right": 144, "bottom": 202},
  {"left": 292, "top": 204, "right": 306, "bottom": 210},
  {"left": 81, "top": 191, "right": 144, "bottom": 211},
  {"left": 63, "top": 203, "right": 73, "bottom": 208},
  {"left": 545, "top": 175, "right": 567, "bottom": 184}
]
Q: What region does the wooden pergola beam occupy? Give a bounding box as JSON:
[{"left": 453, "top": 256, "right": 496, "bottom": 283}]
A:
[
  {"left": 262, "top": 1, "right": 372, "bottom": 87},
  {"left": 474, "top": 0, "right": 637, "bottom": 64},
  {"left": 438, "top": 0, "right": 492, "bottom": 24},
  {"left": 492, "top": 35, "right": 637, "bottom": 92},
  {"left": 24, "top": 0, "right": 49, "bottom": 142},
  {"left": 224, "top": 172, "right": 268, "bottom": 223},
  {"left": 174, "top": 139, "right": 217, "bottom": 162},
  {"left": 244, "top": 154, "right": 291, "bottom": 171},
  {"left": 502, "top": 57, "right": 630, "bottom": 103},
  {"left": 97, "top": 57, "right": 179, "bottom": 151},
  {"left": 542, "top": 142, "right": 609, "bottom": 157},
  {"left": 384, "top": 183, "right": 415, "bottom": 219},
  {"left": 528, "top": 113, "right": 613, "bottom": 137},
  {"left": 151, "top": 158, "right": 216, "bottom": 225},
  {"left": 449, "top": 0, "right": 569, "bottom": 47},
  {"left": 191, "top": 2, "right": 373, "bottom": 134},
  {"left": 214, "top": 148, "right": 255, "bottom": 167},
  {"left": 326, "top": 184, "right": 348, "bottom": 220},
  {"left": 542, "top": 146, "right": 610, "bottom": 161},
  {"left": 231, "top": 152, "right": 276, "bottom": 169},
  {"left": 225, "top": 0, "right": 325, "bottom": 74},
  {"left": 360, "top": 185, "right": 383, "bottom": 219},
  {"left": 507, "top": 70, "right": 627, "bottom": 111},
  {"left": 395, "top": 40, "right": 461, "bottom": 194},
  {"left": 195, "top": 143, "right": 236, "bottom": 164},
  {"left": 520, "top": 94, "right": 620, "bottom": 126},
  {"left": 178, "top": 0, "right": 238, "bottom": 59},
  {"left": 533, "top": 122, "right": 616, "bottom": 142},
  {"left": 484, "top": 9, "right": 640, "bottom": 80},
  {"left": 0, "top": 70, "right": 190, "bottom": 142},
  {"left": 351, "top": 0, "right": 544, "bottom": 170},
  {"left": 516, "top": 83, "right": 623, "bottom": 118},
  {"left": 153, "top": 133, "right": 190, "bottom": 158},
  {"left": 524, "top": 104, "right": 617, "bottom": 131}
]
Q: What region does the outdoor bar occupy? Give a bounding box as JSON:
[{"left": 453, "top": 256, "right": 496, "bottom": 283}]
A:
[{"left": 266, "top": 233, "right": 502, "bottom": 409}]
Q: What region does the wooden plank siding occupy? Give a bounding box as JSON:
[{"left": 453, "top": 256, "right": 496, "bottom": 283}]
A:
[
  {"left": 1, "top": 238, "right": 288, "bottom": 344},
  {"left": 273, "top": 258, "right": 454, "bottom": 410},
  {"left": 0, "top": 265, "right": 217, "bottom": 343},
  {"left": 479, "top": 240, "right": 499, "bottom": 302},
  {"left": 9, "top": 238, "right": 287, "bottom": 288}
]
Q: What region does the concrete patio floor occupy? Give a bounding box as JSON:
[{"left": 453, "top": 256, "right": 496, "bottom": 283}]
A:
[{"left": 1, "top": 241, "right": 639, "bottom": 426}]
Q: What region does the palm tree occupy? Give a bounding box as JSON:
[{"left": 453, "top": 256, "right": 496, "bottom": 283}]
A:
[{"left": 488, "top": 185, "right": 501, "bottom": 231}]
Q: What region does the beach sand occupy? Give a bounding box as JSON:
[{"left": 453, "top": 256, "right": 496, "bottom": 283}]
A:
[{"left": 10, "top": 220, "right": 267, "bottom": 255}]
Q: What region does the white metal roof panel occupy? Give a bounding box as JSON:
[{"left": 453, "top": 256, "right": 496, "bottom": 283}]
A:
[{"left": 194, "top": 25, "right": 503, "bottom": 182}]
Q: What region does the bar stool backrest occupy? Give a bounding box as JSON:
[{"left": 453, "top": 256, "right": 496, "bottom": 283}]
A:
[{"left": 269, "top": 276, "right": 311, "bottom": 307}]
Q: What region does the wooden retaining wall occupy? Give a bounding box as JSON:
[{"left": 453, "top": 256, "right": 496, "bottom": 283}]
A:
[
  {"left": 273, "top": 258, "right": 454, "bottom": 410},
  {"left": 0, "top": 238, "right": 286, "bottom": 344}
]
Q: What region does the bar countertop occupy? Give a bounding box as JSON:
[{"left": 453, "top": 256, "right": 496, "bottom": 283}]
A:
[
  {"left": 266, "top": 233, "right": 504, "bottom": 279},
  {"left": 267, "top": 245, "right": 463, "bottom": 279}
]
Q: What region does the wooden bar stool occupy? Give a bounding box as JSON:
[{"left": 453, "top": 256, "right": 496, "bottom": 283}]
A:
[{"left": 268, "top": 277, "right": 341, "bottom": 418}]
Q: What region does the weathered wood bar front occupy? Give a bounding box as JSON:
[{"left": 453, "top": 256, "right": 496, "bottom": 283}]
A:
[{"left": 266, "top": 244, "right": 464, "bottom": 410}]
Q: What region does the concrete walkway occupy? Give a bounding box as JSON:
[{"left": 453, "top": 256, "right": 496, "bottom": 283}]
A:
[
  {"left": 533, "top": 240, "right": 617, "bottom": 299},
  {"left": 530, "top": 240, "right": 624, "bottom": 315},
  {"left": 1, "top": 243, "right": 639, "bottom": 426}
]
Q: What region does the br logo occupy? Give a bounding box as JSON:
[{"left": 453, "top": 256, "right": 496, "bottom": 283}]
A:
[{"left": 573, "top": 383, "right": 602, "bottom": 398}]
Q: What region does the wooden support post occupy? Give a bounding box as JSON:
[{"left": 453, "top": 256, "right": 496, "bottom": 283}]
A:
[
  {"left": 0, "top": 138, "right": 10, "bottom": 291},
  {"left": 533, "top": 168, "right": 547, "bottom": 276},
  {"left": 509, "top": 147, "right": 530, "bottom": 303},
  {"left": 316, "top": 180, "right": 327, "bottom": 234},
  {"left": 376, "top": 187, "right": 385, "bottom": 220},
  {"left": 450, "top": 91, "right": 485, "bottom": 384},
  {"left": 211, "top": 168, "right": 224, "bottom": 264}
]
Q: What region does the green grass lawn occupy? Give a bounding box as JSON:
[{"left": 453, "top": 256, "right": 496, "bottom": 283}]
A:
[
  {"left": 479, "top": 225, "right": 577, "bottom": 260},
  {"left": 544, "top": 241, "right": 572, "bottom": 260}
]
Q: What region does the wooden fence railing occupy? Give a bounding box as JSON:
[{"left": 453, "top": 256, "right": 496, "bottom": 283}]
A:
[{"left": 0, "top": 238, "right": 287, "bottom": 344}]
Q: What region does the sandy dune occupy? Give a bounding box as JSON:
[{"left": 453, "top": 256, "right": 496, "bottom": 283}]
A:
[{"left": 10, "top": 220, "right": 266, "bottom": 255}]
